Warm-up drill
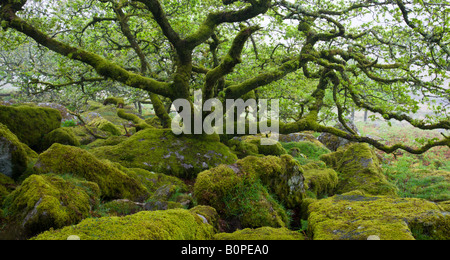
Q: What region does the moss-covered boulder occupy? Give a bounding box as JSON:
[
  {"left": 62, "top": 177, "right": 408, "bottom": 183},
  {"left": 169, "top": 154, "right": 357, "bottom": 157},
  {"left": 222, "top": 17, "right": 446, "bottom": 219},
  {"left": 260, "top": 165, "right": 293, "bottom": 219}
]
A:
[
  {"left": 0, "top": 123, "right": 35, "bottom": 180},
  {"left": 235, "top": 155, "right": 306, "bottom": 209},
  {"left": 320, "top": 143, "right": 398, "bottom": 196},
  {"left": 90, "top": 129, "right": 238, "bottom": 179},
  {"left": 214, "top": 227, "right": 305, "bottom": 240},
  {"left": 306, "top": 191, "right": 449, "bottom": 240},
  {"left": 318, "top": 121, "right": 359, "bottom": 151},
  {"left": 0, "top": 105, "right": 62, "bottom": 151},
  {"left": 87, "top": 117, "right": 122, "bottom": 136},
  {"left": 194, "top": 155, "right": 306, "bottom": 229},
  {"left": 239, "top": 135, "right": 287, "bottom": 156},
  {"left": 33, "top": 143, "right": 149, "bottom": 201},
  {"left": 41, "top": 127, "right": 81, "bottom": 151},
  {"left": 302, "top": 163, "right": 339, "bottom": 199},
  {"left": 195, "top": 164, "right": 288, "bottom": 229},
  {"left": 225, "top": 139, "right": 259, "bottom": 159},
  {"left": 1, "top": 174, "right": 100, "bottom": 237},
  {"left": 281, "top": 141, "right": 331, "bottom": 165},
  {"left": 31, "top": 206, "right": 217, "bottom": 240}
]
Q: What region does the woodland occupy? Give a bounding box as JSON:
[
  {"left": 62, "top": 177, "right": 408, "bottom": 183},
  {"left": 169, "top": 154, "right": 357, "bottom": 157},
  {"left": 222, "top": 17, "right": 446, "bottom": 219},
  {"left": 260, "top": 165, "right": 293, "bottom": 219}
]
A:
[{"left": 0, "top": 0, "right": 449, "bottom": 240}]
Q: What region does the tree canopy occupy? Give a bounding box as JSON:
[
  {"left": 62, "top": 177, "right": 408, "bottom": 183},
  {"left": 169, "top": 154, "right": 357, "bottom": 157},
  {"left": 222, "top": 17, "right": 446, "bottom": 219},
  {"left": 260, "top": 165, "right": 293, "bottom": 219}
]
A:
[{"left": 0, "top": 0, "right": 449, "bottom": 154}]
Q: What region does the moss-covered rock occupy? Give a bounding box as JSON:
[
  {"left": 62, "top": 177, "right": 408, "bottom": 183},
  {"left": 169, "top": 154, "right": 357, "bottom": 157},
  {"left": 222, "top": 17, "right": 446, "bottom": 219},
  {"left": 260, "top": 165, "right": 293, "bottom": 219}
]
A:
[
  {"left": 31, "top": 207, "right": 216, "bottom": 240},
  {"left": 87, "top": 117, "right": 122, "bottom": 136},
  {"left": 0, "top": 105, "right": 62, "bottom": 151},
  {"left": 1, "top": 174, "right": 100, "bottom": 237},
  {"left": 71, "top": 125, "right": 112, "bottom": 145},
  {"left": 0, "top": 123, "right": 35, "bottom": 180},
  {"left": 320, "top": 143, "right": 398, "bottom": 196},
  {"left": 236, "top": 155, "right": 306, "bottom": 209},
  {"left": 194, "top": 164, "right": 288, "bottom": 229},
  {"left": 307, "top": 191, "right": 449, "bottom": 240},
  {"left": 225, "top": 139, "right": 259, "bottom": 159},
  {"left": 239, "top": 135, "right": 287, "bottom": 156},
  {"left": 281, "top": 141, "right": 331, "bottom": 165},
  {"left": 194, "top": 155, "right": 306, "bottom": 229},
  {"left": 41, "top": 127, "right": 81, "bottom": 151},
  {"left": 279, "top": 132, "right": 324, "bottom": 147},
  {"left": 85, "top": 135, "right": 128, "bottom": 149},
  {"left": 214, "top": 227, "right": 305, "bottom": 240},
  {"left": 33, "top": 143, "right": 149, "bottom": 201},
  {"left": 303, "top": 163, "right": 339, "bottom": 199},
  {"left": 318, "top": 121, "right": 359, "bottom": 151},
  {"left": 90, "top": 129, "right": 238, "bottom": 179}
]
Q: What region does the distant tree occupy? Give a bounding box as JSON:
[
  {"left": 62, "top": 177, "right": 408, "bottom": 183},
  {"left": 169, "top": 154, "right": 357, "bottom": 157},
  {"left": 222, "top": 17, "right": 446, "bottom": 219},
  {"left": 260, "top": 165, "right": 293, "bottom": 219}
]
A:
[{"left": 0, "top": 0, "right": 449, "bottom": 153}]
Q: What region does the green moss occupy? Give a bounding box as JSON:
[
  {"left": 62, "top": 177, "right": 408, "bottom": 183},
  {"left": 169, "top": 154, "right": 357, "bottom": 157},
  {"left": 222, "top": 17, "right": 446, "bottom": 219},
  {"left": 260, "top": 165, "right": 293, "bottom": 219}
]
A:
[
  {"left": 236, "top": 155, "right": 306, "bottom": 209},
  {"left": 0, "top": 174, "right": 15, "bottom": 206},
  {"left": 307, "top": 192, "right": 448, "bottom": 240},
  {"left": 90, "top": 129, "right": 238, "bottom": 179},
  {"left": 0, "top": 105, "right": 62, "bottom": 151},
  {"left": 303, "top": 166, "right": 338, "bottom": 199},
  {"left": 320, "top": 143, "right": 398, "bottom": 196},
  {"left": 103, "top": 97, "right": 125, "bottom": 108},
  {"left": 240, "top": 135, "right": 287, "bottom": 156},
  {"left": 85, "top": 135, "right": 128, "bottom": 149},
  {"left": 33, "top": 143, "right": 149, "bottom": 201},
  {"left": 88, "top": 117, "right": 122, "bottom": 136},
  {"left": 194, "top": 164, "right": 288, "bottom": 229},
  {"left": 189, "top": 205, "right": 220, "bottom": 232},
  {"left": 194, "top": 155, "right": 307, "bottom": 229},
  {"left": 0, "top": 123, "right": 32, "bottom": 180},
  {"left": 1, "top": 174, "right": 100, "bottom": 237},
  {"left": 41, "top": 127, "right": 81, "bottom": 151},
  {"left": 31, "top": 208, "right": 215, "bottom": 240},
  {"left": 281, "top": 141, "right": 331, "bottom": 163},
  {"left": 225, "top": 139, "right": 259, "bottom": 159},
  {"left": 214, "top": 227, "right": 305, "bottom": 240}
]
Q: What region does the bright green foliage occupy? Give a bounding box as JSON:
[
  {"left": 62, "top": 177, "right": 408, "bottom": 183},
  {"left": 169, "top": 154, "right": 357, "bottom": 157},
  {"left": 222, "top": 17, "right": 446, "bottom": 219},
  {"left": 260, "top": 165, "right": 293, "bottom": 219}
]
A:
[
  {"left": 320, "top": 143, "right": 398, "bottom": 196},
  {"left": 307, "top": 191, "right": 449, "bottom": 240},
  {"left": 1, "top": 174, "right": 100, "bottom": 237},
  {"left": 33, "top": 143, "right": 149, "bottom": 200},
  {"left": 31, "top": 207, "right": 217, "bottom": 240},
  {"left": 214, "top": 227, "right": 304, "bottom": 240},
  {"left": 90, "top": 129, "right": 238, "bottom": 179},
  {"left": 41, "top": 127, "right": 81, "bottom": 151},
  {"left": 0, "top": 105, "right": 62, "bottom": 151}
]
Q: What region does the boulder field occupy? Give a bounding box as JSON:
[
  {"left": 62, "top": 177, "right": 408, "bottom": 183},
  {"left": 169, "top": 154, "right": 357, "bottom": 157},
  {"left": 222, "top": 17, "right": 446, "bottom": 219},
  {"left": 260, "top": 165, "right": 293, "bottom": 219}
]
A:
[{"left": 0, "top": 102, "right": 448, "bottom": 240}]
